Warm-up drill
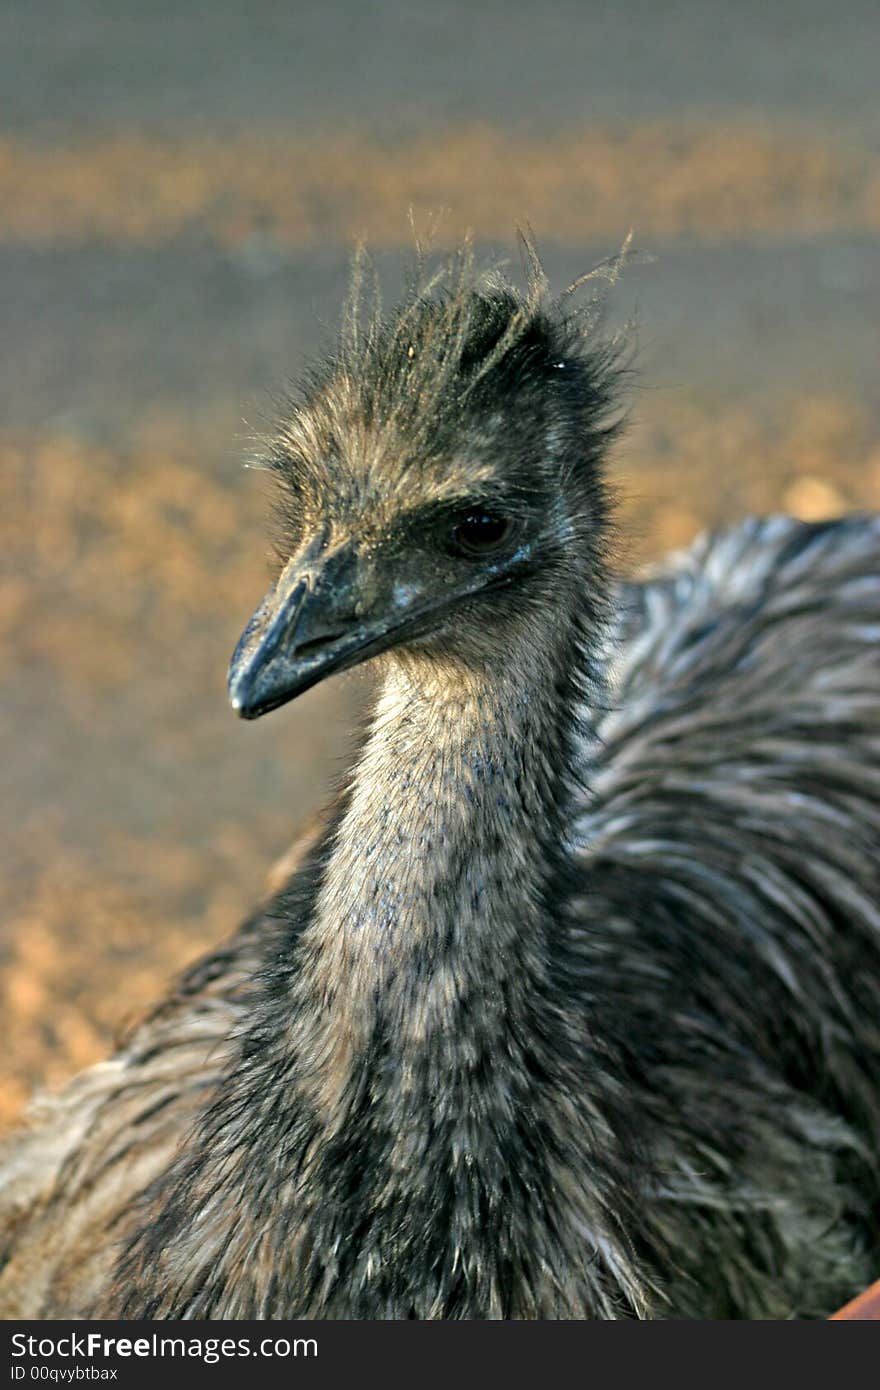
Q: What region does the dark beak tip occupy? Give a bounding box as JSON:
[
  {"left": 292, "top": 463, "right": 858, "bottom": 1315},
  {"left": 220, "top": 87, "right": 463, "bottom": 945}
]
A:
[
  {"left": 228, "top": 684, "right": 267, "bottom": 720},
  {"left": 227, "top": 651, "right": 259, "bottom": 720}
]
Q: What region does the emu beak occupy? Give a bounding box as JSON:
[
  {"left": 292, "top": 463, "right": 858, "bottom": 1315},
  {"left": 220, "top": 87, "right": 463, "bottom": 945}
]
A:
[
  {"left": 229, "top": 534, "right": 446, "bottom": 719},
  {"left": 228, "top": 543, "right": 373, "bottom": 719},
  {"left": 228, "top": 536, "right": 507, "bottom": 719}
]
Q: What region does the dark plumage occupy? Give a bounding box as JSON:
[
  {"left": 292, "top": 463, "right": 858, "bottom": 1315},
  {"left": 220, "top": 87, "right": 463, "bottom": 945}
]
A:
[{"left": 1, "top": 242, "right": 879, "bottom": 1319}]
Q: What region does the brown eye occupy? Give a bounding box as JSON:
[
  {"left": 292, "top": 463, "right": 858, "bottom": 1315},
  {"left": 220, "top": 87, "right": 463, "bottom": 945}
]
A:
[{"left": 449, "top": 513, "right": 514, "bottom": 557}]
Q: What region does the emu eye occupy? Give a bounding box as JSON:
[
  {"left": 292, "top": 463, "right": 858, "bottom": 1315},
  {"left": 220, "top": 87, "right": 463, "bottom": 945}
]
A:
[{"left": 449, "top": 513, "right": 514, "bottom": 558}]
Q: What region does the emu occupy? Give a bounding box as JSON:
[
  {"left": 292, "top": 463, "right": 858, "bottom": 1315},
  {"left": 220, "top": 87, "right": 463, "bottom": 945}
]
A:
[{"left": 1, "top": 244, "right": 879, "bottom": 1320}]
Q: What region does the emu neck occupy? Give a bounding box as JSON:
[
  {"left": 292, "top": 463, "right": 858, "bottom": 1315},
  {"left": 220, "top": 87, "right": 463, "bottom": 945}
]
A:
[
  {"left": 259, "top": 621, "right": 646, "bottom": 1318},
  {"left": 299, "top": 637, "right": 583, "bottom": 1111},
  {"left": 114, "top": 605, "right": 648, "bottom": 1319}
]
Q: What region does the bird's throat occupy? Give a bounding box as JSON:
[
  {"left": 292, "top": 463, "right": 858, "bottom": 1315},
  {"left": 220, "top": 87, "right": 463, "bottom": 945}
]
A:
[{"left": 293, "top": 643, "right": 587, "bottom": 1116}]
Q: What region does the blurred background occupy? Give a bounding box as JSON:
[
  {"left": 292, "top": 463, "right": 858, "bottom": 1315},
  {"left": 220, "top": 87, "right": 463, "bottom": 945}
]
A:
[{"left": 1, "top": 0, "right": 879, "bottom": 1127}]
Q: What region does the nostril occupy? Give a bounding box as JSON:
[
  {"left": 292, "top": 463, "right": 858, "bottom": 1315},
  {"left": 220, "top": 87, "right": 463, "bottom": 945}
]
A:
[{"left": 295, "top": 631, "right": 348, "bottom": 657}]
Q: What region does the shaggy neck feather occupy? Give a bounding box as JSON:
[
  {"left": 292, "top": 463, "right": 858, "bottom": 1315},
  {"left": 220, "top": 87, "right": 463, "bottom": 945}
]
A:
[
  {"left": 115, "top": 590, "right": 648, "bottom": 1318},
  {"left": 291, "top": 625, "right": 582, "bottom": 1113}
]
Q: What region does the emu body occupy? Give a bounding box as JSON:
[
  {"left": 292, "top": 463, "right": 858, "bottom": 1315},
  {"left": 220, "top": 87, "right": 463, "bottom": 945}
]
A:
[{"left": 1, "top": 254, "right": 879, "bottom": 1318}]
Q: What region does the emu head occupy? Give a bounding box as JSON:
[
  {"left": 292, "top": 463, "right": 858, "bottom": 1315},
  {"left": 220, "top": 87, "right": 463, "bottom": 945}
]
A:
[{"left": 229, "top": 248, "right": 624, "bottom": 718}]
